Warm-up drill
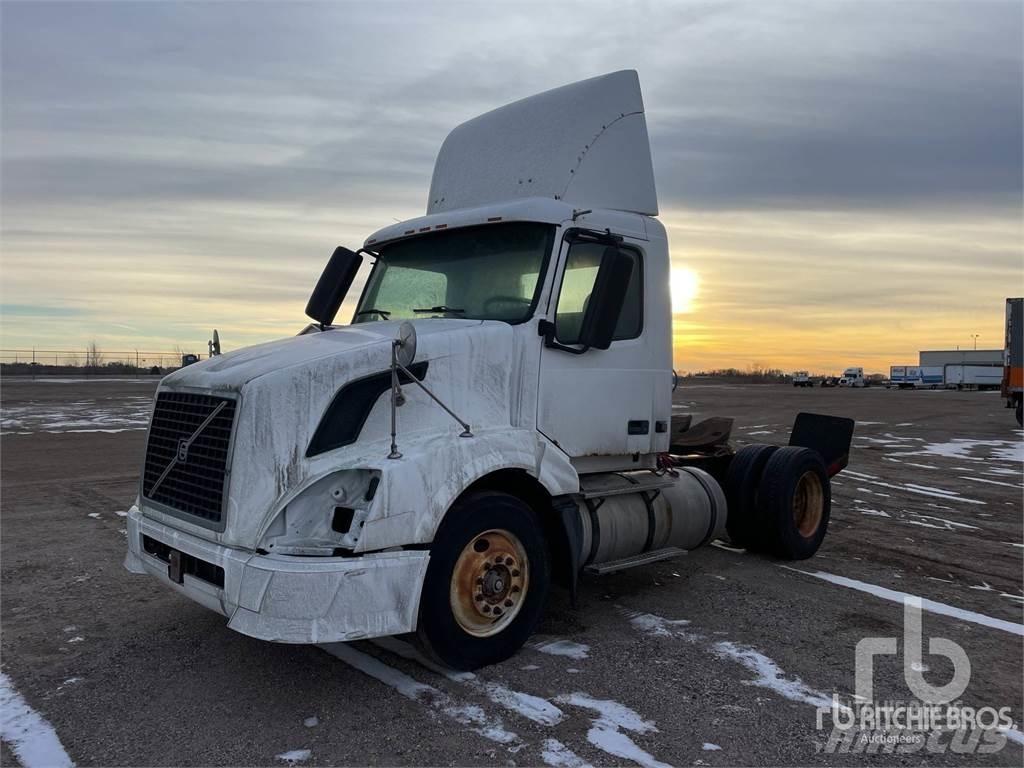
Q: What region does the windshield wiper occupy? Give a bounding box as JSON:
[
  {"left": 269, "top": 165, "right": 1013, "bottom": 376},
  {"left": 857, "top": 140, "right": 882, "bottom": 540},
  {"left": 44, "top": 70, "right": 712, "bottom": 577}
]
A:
[
  {"left": 413, "top": 306, "right": 465, "bottom": 314},
  {"left": 354, "top": 308, "right": 391, "bottom": 319}
]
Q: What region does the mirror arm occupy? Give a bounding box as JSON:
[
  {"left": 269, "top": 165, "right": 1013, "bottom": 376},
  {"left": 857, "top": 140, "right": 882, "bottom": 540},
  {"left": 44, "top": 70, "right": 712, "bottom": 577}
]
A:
[{"left": 538, "top": 319, "right": 591, "bottom": 355}]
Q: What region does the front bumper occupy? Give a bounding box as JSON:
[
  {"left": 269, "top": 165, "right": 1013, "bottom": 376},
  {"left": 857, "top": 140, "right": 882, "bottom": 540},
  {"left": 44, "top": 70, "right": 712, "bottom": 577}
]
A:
[{"left": 123, "top": 506, "right": 429, "bottom": 643}]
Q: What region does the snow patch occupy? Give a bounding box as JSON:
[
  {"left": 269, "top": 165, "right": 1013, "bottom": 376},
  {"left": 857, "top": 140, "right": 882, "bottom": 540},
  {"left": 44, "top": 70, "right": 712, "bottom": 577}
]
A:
[
  {"left": 702, "top": 743, "right": 722, "bottom": 751},
  {"left": 0, "top": 671, "right": 75, "bottom": 768},
  {"left": 541, "top": 739, "right": 590, "bottom": 768},
  {"left": 858, "top": 509, "right": 890, "bottom": 517},
  {"left": 554, "top": 693, "right": 669, "bottom": 768},
  {"left": 960, "top": 476, "right": 1023, "bottom": 489},
  {"left": 892, "top": 438, "right": 1024, "bottom": 463},
  {"left": 785, "top": 569, "right": 1024, "bottom": 637},
  {"left": 372, "top": 637, "right": 564, "bottom": 726},
  {"left": 530, "top": 638, "right": 590, "bottom": 660},
  {"left": 621, "top": 609, "right": 697, "bottom": 640},
  {"left": 712, "top": 641, "right": 834, "bottom": 709},
  {"left": 320, "top": 643, "right": 522, "bottom": 748},
  {"left": 275, "top": 749, "right": 311, "bottom": 764},
  {"left": 842, "top": 471, "right": 985, "bottom": 505}
]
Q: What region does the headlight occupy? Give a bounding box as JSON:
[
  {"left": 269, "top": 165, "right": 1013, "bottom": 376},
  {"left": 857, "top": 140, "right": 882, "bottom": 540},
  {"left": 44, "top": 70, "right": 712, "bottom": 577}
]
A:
[{"left": 258, "top": 469, "right": 379, "bottom": 555}]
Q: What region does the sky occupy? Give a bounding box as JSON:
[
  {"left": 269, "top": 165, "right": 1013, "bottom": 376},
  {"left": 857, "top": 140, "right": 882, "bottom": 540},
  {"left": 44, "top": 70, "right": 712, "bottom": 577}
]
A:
[{"left": 2, "top": 0, "right": 1021, "bottom": 373}]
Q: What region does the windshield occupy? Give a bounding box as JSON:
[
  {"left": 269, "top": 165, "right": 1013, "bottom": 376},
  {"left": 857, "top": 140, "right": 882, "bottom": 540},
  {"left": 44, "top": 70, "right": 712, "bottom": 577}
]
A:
[{"left": 353, "top": 222, "right": 554, "bottom": 324}]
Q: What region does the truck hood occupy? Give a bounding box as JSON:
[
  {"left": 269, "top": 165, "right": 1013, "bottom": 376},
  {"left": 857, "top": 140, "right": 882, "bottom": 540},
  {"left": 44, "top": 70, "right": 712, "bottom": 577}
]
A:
[
  {"left": 146, "top": 317, "right": 519, "bottom": 549},
  {"left": 161, "top": 319, "right": 482, "bottom": 392}
]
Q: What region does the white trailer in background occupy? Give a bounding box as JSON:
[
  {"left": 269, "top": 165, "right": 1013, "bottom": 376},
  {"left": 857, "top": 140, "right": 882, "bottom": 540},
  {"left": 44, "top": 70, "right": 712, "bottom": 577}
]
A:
[
  {"left": 943, "top": 365, "right": 1003, "bottom": 390},
  {"left": 888, "top": 365, "right": 943, "bottom": 389},
  {"left": 123, "top": 71, "right": 854, "bottom": 670}
]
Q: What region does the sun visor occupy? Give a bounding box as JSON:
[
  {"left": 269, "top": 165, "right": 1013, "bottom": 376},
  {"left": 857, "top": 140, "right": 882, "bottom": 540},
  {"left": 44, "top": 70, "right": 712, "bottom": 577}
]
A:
[{"left": 427, "top": 70, "right": 658, "bottom": 217}]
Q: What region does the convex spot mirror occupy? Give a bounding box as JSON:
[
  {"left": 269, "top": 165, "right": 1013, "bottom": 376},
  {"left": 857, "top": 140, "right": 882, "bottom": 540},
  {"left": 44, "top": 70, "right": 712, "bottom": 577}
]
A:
[
  {"left": 306, "top": 246, "right": 364, "bottom": 327},
  {"left": 396, "top": 321, "right": 417, "bottom": 367},
  {"left": 578, "top": 246, "right": 634, "bottom": 350}
]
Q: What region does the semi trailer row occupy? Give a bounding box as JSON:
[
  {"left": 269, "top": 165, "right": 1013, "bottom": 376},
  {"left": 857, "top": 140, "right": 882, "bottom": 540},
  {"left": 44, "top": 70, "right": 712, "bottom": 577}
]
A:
[{"left": 124, "top": 71, "right": 854, "bottom": 669}]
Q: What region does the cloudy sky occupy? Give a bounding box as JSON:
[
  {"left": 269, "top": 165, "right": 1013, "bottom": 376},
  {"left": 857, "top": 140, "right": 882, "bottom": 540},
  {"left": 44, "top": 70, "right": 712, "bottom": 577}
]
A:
[{"left": 2, "top": 0, "right": 1021, "bottom": 372}]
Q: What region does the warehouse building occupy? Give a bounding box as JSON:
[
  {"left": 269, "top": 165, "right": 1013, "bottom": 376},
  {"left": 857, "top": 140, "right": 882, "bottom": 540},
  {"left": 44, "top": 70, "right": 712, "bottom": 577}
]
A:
[{"left": 919, "top": 349, "right": 1003, "bottom": 367}]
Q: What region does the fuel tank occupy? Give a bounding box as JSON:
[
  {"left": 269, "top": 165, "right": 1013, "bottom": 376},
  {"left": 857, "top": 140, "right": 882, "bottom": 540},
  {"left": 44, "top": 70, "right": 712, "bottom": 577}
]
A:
[{"left": 575, "top": 468, "right": 727, "bottom": 566}]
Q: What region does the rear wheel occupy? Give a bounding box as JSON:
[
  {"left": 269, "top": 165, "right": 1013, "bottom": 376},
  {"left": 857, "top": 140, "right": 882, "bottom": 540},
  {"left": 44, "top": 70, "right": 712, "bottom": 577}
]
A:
[
  {"left": 755, "top": 446, "right": 830, "bottom": 560},
  {"left": 723, "top": 444, "right": 778, "bottom": 548},
  {"left": 417, "top": 491, "right": 549, "bottom": 670}
]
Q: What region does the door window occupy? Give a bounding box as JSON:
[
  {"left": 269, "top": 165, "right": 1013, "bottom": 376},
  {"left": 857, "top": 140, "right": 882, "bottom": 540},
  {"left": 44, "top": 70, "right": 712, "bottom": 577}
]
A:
[{"left": 554, "top": 242, "right": 642, "bottom": 344}]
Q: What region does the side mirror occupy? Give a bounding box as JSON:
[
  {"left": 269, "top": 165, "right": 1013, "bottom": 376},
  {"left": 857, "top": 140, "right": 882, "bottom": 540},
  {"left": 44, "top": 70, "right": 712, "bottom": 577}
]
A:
[
  {"left": 305, "top": 246, "right": 363, "bottom": 327},
  {"left": 578, "top": 246, "right": 634, "bottom": 350}
]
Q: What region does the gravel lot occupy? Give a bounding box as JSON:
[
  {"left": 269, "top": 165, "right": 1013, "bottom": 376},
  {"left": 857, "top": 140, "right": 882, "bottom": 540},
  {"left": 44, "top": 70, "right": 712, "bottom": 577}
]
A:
[{"left": 2, "top": 377, "right": 1022, "bottom": 766}]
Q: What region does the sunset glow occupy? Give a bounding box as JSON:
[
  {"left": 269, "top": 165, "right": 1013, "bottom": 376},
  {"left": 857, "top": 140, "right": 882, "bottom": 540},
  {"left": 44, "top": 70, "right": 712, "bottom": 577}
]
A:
[{"left": 1, "top": 2, "right": 1020, "bottom": 376}]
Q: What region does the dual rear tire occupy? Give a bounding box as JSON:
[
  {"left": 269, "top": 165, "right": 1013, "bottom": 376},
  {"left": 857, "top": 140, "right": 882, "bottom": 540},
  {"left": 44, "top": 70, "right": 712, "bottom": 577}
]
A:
[{"left": 724, "top": 444, "right": 830, "bottom": 559}]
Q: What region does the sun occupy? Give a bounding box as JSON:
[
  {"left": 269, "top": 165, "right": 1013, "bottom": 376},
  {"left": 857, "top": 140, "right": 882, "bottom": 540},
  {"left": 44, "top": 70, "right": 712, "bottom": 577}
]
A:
[{"left": 670, "top": 267, "right": 699, "bottom": 313}]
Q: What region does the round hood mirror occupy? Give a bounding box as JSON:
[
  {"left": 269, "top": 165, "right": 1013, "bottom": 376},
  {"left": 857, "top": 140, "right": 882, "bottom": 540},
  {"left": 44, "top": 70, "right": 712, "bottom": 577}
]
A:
[{"left": 396, "top": 321, "right": 417, "bottom": 368}]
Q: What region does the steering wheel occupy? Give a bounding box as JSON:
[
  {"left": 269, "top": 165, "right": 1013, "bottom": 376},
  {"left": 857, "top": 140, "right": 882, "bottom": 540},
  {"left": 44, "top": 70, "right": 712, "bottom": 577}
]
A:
[{"left": 483, "top": 296, "right": 533, "bottom": 315}]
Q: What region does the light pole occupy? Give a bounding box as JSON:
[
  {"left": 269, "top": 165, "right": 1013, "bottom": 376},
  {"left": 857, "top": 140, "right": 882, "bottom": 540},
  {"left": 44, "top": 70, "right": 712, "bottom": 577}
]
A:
[{"left": 970, "top": 334, "right": 979, "bottom": 351}]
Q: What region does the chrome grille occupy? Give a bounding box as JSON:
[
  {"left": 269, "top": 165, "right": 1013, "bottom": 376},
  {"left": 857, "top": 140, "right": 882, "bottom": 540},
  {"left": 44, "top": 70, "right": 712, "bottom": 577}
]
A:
[{"left": 142, "top": 392, "right": 236, "bottom": 525}]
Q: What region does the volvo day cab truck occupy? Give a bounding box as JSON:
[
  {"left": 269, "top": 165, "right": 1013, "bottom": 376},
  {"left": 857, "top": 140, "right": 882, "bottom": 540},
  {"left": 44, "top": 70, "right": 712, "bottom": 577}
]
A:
[{"left": 124, "top": 72, "right": 853, "bottom": 669}]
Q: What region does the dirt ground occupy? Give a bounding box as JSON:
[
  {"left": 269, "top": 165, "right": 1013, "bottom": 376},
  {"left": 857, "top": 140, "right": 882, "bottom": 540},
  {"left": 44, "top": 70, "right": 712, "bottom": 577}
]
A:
[{"left": 1, "top": 377, "right": 1022, "bottom": 767}]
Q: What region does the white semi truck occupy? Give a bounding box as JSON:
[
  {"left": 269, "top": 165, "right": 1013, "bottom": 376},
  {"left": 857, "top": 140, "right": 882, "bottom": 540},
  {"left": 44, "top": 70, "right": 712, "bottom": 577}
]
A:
[
  {"left": 838, "top": 367, "right": 865, "bottom": 387},
  {"left": 124, "top": 71, "right": 853, "bottom": 669}
]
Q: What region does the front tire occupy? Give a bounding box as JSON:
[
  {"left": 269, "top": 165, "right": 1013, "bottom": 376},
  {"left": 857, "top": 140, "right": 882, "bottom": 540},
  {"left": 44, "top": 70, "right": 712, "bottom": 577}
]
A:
[{"left": 417, "top": 491, "right": 549, "bottom": 670}]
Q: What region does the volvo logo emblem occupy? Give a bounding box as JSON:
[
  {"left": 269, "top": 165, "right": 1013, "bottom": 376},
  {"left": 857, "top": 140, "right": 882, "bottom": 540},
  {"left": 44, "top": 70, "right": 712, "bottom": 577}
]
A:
[{"left": 147, "top": 400, "right": 227, "bottom": 498}]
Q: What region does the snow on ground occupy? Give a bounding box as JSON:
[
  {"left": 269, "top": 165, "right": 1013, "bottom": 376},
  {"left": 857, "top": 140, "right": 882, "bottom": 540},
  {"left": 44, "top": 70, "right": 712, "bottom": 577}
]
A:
[
  {"left": 784, "top": 569, "right": 1024, "bottom": 637},
  {"left": 0, "top": 672, "right": 75, "bottom": 768},
  {"left": 275, "top": 748, "right": 311, "bottom": 764},
  {"left": 529, "top": 639, "right": 591, "bottom": 660},
  {"left": 1, "top": 397, "right": 152, "bottom": 434}
]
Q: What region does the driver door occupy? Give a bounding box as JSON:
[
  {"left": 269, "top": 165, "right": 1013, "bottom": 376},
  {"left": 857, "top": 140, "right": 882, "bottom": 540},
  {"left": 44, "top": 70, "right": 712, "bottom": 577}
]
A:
[{"left": 537, "top": 234, "right": 658, "bottom": 460}]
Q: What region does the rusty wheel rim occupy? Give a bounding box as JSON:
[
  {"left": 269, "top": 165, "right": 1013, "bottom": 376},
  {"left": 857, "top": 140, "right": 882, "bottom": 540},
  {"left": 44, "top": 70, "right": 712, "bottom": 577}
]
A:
[
  {"left": 450, "top": 529, "right": 529, "bottom": 638},
  {"left": 792, "top": 470, "right": 824, "bottom": 538}
]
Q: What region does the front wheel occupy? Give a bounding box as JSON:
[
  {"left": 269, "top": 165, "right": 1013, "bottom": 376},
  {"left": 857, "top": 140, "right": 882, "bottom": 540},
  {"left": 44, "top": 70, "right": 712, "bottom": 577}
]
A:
[{"left": 417, "top": 491, "right": 549, "bottom": 670}]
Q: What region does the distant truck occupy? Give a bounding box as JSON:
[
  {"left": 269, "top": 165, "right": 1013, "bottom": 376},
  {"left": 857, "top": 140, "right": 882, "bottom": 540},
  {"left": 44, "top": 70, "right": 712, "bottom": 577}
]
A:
[
  {"left": 838, "top": 367, "right": 865, "bottom": 387},
  {"left": 1002, "top": 297, "right": 1023, "bottom": 425},
  {"left": 792, "top": 371, "right": 812, "bottom": 387},
  {"left": 889, "top": 365, "right": 943, "bottom": 389}
]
